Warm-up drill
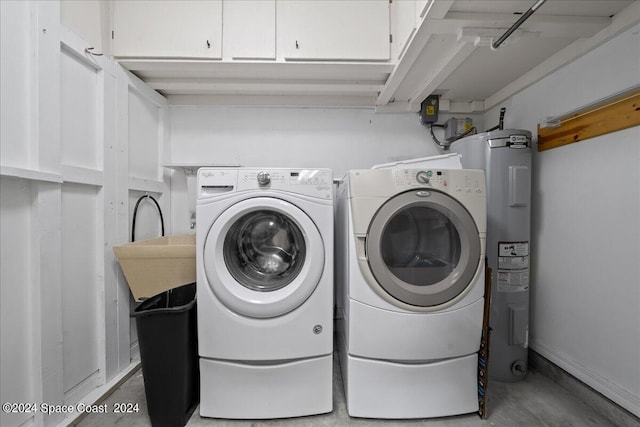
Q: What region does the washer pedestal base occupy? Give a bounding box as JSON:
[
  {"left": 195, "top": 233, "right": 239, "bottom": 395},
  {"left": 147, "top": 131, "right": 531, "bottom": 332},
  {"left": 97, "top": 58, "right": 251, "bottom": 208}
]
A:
[{"left": 199, "top": 354, "right": 332, "bottom": 419}]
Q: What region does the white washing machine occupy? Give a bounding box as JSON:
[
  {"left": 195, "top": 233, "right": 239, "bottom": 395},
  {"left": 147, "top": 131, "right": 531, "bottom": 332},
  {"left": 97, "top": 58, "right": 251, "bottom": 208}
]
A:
[
  {"left": 335, "top": 168, "right": 486, "bottom": 419},
  {"left": 196, "top": 167, "right": 334, "bottom": 419}
]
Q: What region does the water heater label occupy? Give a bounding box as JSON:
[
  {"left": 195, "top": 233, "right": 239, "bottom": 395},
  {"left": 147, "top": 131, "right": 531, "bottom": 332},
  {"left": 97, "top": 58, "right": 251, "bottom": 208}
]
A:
[
  {"left": 498, "top": 242, "right": 529, "bottom": 270},
  {"left": 497, "top": 270, "right": 529, "bottom": 293},
  {"left": 497, "top": 242, "right": 529, "bottom": 292}
]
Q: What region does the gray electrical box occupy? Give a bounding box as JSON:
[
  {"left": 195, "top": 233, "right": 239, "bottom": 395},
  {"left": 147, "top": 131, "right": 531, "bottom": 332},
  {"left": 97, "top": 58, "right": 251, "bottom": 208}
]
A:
[
  {"left": 451, "top": 129, "right": 532, "bottom": 382},
  {"left": 420, "top": 95, "right": 439, "bottom": 124},
  {"left": 445, "top": 117, "right": 473, "bottom": 141}
]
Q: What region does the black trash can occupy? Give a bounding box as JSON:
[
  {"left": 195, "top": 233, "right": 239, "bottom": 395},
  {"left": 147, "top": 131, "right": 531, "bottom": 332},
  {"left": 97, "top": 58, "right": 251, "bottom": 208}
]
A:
[{"left": 132, "top": 283, "right": 199, "bottom": 427}]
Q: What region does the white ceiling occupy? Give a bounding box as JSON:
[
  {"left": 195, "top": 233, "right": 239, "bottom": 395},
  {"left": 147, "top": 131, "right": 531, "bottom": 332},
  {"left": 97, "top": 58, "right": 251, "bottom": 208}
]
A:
[
  {"left": 118, "top": 0, "right": 638, "bottom": 111},
  {"left": 449, "top": 0, "right": 631, "bottom": 16}
]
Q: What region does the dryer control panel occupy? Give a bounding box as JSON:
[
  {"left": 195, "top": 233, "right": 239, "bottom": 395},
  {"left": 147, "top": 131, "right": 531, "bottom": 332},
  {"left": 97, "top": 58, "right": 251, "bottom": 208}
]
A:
[
  {"left": 393, "top": 169, "right": 485, "bottom": 195},
  {"left": 395, "top": 169, "right": 449, "bottom": 188}
]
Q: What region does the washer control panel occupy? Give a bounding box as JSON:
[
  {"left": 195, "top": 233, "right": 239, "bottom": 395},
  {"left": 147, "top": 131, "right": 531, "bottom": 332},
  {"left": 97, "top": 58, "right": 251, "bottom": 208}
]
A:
[
  {"left": 240, "top": 170, "right": 331, "bottom": 186},
  {"left": 243, "top": 169, "right": 332, "bottom": 198},
  {"left": 257, "top": 171, "right": 271, "bottom": 186},
  {"left": 198, "top": 168, "right": 332, "bottom": 199}
]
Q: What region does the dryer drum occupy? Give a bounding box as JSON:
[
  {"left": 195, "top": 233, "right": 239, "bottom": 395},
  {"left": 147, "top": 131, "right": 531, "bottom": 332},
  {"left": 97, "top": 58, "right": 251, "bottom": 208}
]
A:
[{"left": 380, "top": 206, "right": 461, "bottom": 284}]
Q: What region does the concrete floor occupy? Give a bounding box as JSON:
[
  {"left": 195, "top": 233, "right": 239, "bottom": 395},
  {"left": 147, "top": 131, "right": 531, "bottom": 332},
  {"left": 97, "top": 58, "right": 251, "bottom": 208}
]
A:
[{"left": 77, "top": 352, "right": 630, "bottom": 427}]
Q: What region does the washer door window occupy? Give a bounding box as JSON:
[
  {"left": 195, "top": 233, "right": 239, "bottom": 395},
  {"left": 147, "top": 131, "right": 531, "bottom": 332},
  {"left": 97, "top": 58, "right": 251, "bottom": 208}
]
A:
[
  {"left": 224, "top": 211, "right": 305, "bottom": 292},
  {"left": 204, "top": 197, "right": 324, "bottom": 318},
  {"left": 366, "top": 190, "right": 480, "bottom": 307}
]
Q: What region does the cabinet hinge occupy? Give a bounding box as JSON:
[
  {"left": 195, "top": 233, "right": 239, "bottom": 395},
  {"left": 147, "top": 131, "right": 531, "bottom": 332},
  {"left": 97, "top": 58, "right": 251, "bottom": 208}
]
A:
[
  {"left": 390, "top": 34, "right": 393, "bottom": 43},
  {"left": 111, "top": 30, "right": 114, "bottom": 40}
]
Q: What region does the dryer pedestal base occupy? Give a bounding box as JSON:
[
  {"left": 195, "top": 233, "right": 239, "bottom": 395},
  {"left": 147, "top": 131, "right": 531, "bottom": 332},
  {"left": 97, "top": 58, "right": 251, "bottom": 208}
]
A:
[
  {"left": 199, "top": 354, "right": 332, "bottom": 419},
  {"left": 339, "top": 351, "right": 479, "bottom": 419}
]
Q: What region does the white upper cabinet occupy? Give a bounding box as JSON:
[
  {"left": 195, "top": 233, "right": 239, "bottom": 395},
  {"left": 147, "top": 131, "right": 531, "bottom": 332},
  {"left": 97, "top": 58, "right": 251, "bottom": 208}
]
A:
[
  {"left": 112, "top": 0, "right": 390, "bottom": 62},
  {"left": 223, "top": 0, "right": 276, "bottom": 60},
  {"left": 416, "top": 0, "right": 430, "bottom": 18},
  {"left": 112, "top": 0, "right": 222, "bottom": 58},
  {"left": 278, "top": 0, "right": 390, "bottom": 61},
  {"left": 391, "top": 0, "right": 417, "bottom": 60}
]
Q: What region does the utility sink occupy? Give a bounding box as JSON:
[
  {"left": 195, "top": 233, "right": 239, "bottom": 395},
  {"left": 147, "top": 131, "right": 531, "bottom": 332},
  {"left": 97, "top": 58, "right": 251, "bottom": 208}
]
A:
[{"left": 113, "top": 234, "right": 196, "bottom": 301}]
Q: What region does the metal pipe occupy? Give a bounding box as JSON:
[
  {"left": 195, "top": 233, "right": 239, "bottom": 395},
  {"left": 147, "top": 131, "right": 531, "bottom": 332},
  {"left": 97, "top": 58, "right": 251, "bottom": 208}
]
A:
[{"left": 492, "top": 0, "right": 547, "bottom": 50}]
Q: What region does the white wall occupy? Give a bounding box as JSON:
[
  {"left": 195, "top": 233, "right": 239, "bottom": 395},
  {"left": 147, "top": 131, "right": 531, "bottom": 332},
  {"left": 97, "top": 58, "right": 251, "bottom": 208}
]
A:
[
  {"left": 168, "top": 106, "right": 481, "bottom": 232},
  {"left": 0, "top": 178, "right": 34, "bottom": 427},
  {"left": 169, "top": 106, "right": 455, "bottom": 174},
  {"left": 0, "top": 1, "right": 31, "bottom": 169},
  {"left": 0, "top": 2, "right": 170, "bottom": 425},
  {"left": 484, "top": 23, "right": 640, "bottom": 416}
]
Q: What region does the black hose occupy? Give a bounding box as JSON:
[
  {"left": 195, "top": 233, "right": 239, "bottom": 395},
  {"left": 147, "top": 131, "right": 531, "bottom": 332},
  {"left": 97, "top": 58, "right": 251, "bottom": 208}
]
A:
[
  {"left": 131, "top": 194, "right": 165, "bottom": 242},
  {"left": 498, "top": 107, "right": 506, "bottom": 130},
  {"left": 487, "top": 107, "right": 507, "bottom": 132}
]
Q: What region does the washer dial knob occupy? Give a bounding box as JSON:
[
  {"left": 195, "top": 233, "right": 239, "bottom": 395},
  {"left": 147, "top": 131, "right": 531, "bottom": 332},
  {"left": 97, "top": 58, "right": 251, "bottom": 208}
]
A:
[
  {"left": 257, "top": 171, "right": 271, "bottom": 186},
  {"left": 416, "top": 171, "right": 430, "bottom": 184}
]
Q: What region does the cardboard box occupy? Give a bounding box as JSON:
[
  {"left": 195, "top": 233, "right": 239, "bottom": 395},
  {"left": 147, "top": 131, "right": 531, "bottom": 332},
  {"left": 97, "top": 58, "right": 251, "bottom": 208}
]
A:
[{"left": 113, "top": 234, "right": 196, "bottom": 301}]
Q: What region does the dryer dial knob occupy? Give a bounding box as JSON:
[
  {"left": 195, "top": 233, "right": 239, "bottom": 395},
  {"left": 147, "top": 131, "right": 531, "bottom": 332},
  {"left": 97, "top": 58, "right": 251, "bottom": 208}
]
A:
[
  {"left": 257, "top": 171, "right": 271, "bottom": 186},
  {"left": 416, "top": 171, "right": 430, "bottom": 184}
]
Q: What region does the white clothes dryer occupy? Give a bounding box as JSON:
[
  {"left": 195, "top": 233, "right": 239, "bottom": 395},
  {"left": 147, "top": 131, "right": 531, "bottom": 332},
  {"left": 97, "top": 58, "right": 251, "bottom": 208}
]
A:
[
  {"left": 371, "top": 153, "right": 463, "bottom": 170},
  {"left": 335, "top": 168, "right": 486, "bottom": 419},
  {"left": 196, "top": 168, "right": 333, "bottom": 419}
]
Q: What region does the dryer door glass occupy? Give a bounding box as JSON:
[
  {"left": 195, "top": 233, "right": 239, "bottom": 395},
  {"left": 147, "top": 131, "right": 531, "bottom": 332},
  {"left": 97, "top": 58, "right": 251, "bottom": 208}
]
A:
[
  {"left": 223, "top": 210, "right": 306, "bottom": 291},
  {"left": 367, "top": 189, "right": 481, "bottom": 307},
  {"left": 380, "top": 206, "right": 461, "bottom": 285}
]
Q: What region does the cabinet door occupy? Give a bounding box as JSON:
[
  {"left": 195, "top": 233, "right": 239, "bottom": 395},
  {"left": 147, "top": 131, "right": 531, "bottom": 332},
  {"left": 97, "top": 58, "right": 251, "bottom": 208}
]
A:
[
  {"left": 223, "top": 0, "right": 276, "bottom": 59},
  {"left": 391, "top": 0, "right": 416, "bottom": 59},
  {"left": 279, "top": 0, "right": 390, "bottom": 61},
  {"left": 113, "top": 0, "right": 222, "bottom": 58},
  {"left": 416, "top": 0, "right": 430, "bottom": 18}
]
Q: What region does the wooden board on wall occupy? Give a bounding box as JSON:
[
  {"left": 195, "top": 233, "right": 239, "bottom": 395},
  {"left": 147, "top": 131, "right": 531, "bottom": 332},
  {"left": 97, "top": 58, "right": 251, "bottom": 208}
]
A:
[{"left": 537, "top": 87, "right": 640, "bottom": 151}]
